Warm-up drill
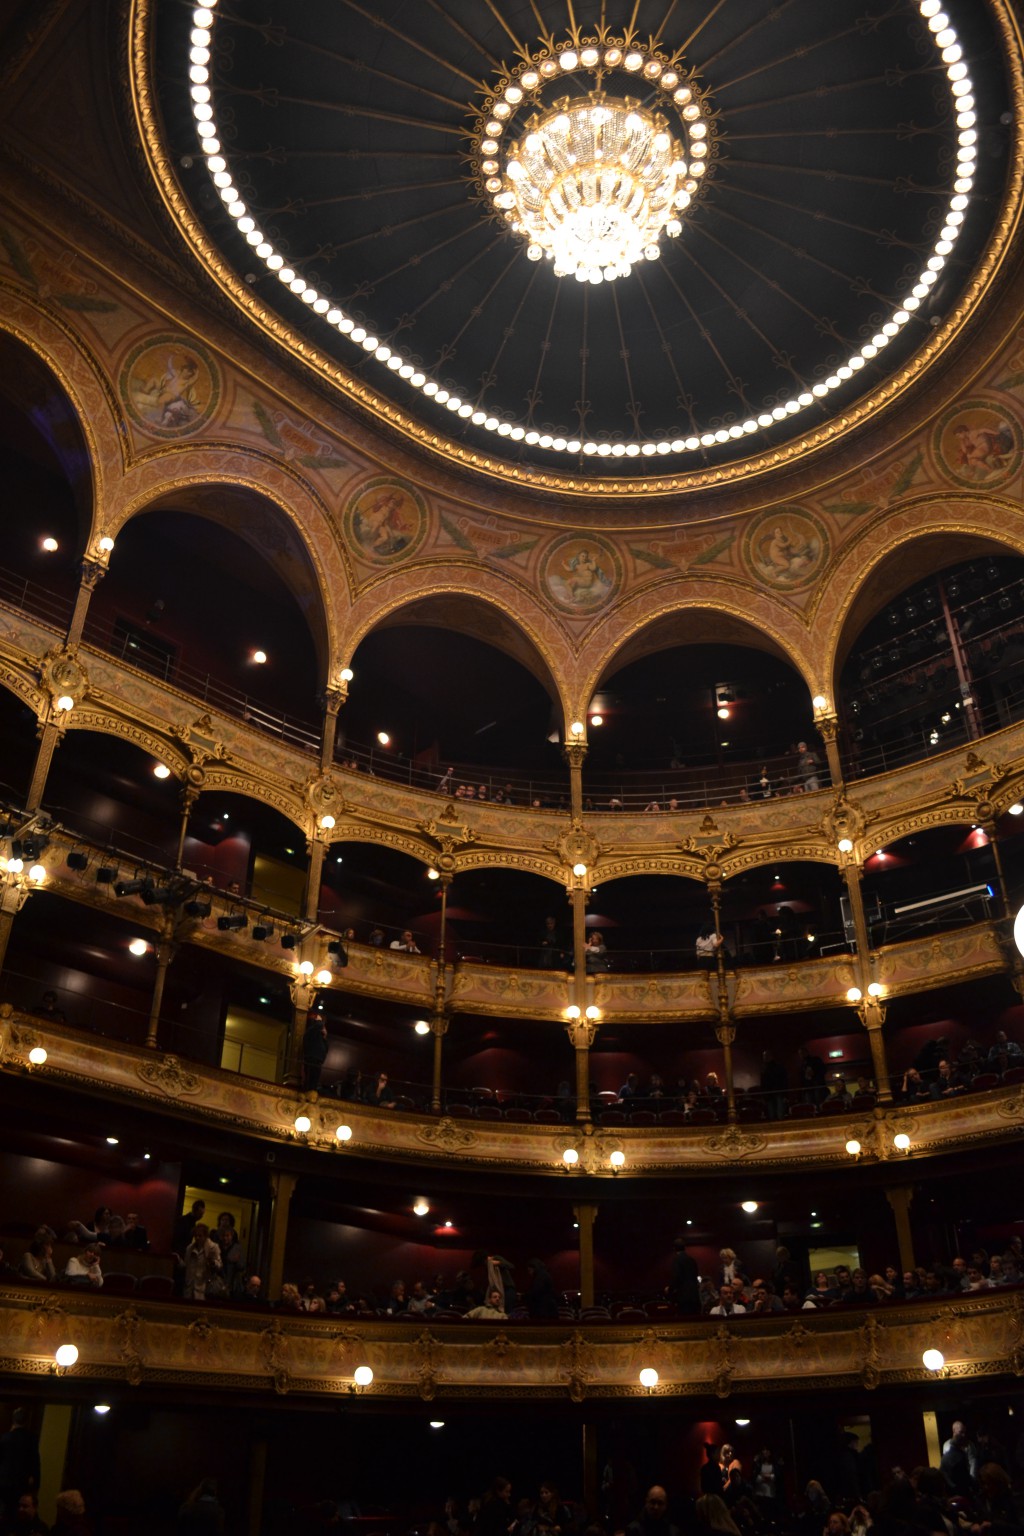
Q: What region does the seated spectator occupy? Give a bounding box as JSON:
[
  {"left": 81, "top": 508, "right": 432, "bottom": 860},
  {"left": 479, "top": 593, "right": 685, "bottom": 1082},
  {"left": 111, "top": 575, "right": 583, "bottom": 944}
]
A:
[
  {"left": 585, "top": 932, "right": 610, "bottom": 973},
  {"left": 64, "top": 1248, "right": 103, "bottom": 1289},
  {"left": 65, "top": 1207, "right": 113, "bottom": 1246},
  {"left": 705, "top": 1072, "right": 725, "bottom": 1103},
  {"left": 182, "top": 1223, "right": 222, "bottom": 1300},
  {"left": 932, "top": 1059, "right": 966, "bottom": 1099},
  {"left": 32, "top": 990, "right": 66, "bottom": 1022},
  {"left": 618, "top": 1073, "right": 641, "bottom": 1102},
  {"left": 710, "top": 1284, "right": 746, "bottom": 1316},
  {"left": 20, "top": 1238, "right": 57, "bottom": 1284},
  {"left": 696, "top": 927, "right": 723, "bottom": 968},
  {"left": 965, "top": 1265, "right": 993, "bottom": 1292},
  {"left": 781, "top": 1284, "right": 804, "bottom": 1312},
  {"left": 390, "top": 929, "right": 421, "bottom": 953},
  {"left": 695, "top": 1495, "right": 741, "bottom": 1536},
  {"left": 987, "top": 1030, "right": 1024, "bottom": 1071},
  {"left": 52, "top": 1488, "right": 89, "bottom": 1536},
  {"left": 803, "top": 1271, "right": 837, "bottom": 1309},
  {"left": 238, "top": 1275, "right": 263, "bottom": 1303},
  {"left": 364, "top": 1071, "right": 396, "bottom": 1109},
  {"left": 836, "top": 1269, "right": 875, "bottom": 1306},
  {"left": 539, "top": 916, "right": 566, "bottom": 970},
  {"left": 868, "top": 1274, "right": 893, "bottom": 1303},
  {"left": 300, "top": 1279, "right": 326, "bottom": 1313},
  {"left": 465, "top": 1288, "right": 507, "bottom": 1320},
  {"left": 407, "top": 1280, "right": 437, "bottom": 1317},
  {"left": 987, "top": 1255, "right": 1011, "bottom": 1286},
  {"left": 387, "top": 1280, "right": 408, "bottom": 1315},
  {"left": 748, "top": 1281, "right": 784, "bottom": 1314},
  {"left": 277, "top": 1283, "right": 302, "bottom": 1313},
  {"left": 10, "top": 1491, "right": 49, "bottom": 1534},
  {"left": 325, "top": 1280, "right": 354, "bottom": 1314},
  {"left": 368, "top": 927, "right": 385, "bottom": 948}
]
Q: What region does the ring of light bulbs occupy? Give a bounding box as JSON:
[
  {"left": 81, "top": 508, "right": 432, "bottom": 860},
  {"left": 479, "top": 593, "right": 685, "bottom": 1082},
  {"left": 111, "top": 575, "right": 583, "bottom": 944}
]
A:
[{"left": 186, "top": 1, "right": 976, "bottom": 463}]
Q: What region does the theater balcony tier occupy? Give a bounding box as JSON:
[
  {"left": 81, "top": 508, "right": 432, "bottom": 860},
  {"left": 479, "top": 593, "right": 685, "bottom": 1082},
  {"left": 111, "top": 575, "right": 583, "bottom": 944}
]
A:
[
  {"left": 6, "top": 1010, "right": 1024, "bottom": 1176},
  {"left": 3, "top": 1285, "right": 1023, "bottom": 1402},
  {"left": 4, "top": 601, "right": 1024, "bottom": 878}
]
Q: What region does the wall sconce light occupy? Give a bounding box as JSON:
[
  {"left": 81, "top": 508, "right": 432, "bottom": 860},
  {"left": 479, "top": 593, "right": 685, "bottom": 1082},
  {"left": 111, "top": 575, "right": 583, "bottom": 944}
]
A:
[
  {"left": 846, "top": 986, "right": 863, "bottom": 1003},
  {"left": 562, "top": 1148, "right": 579, "bottom": 1167},
  {"left": 812, "top": 694, "right": 829, "bottom": 712},
  {"left": 426, "top": 867, "right": 439, "bottom": 880},
  {"left": 893, "top": 1133, "right": 911, "bottom": 1153},
  {"left": 585, "top": 1005, "right": 600, "bottom": 1021},
  {"left": 319, "top": 814, "right": 336, "bottom": 831},
  {"left": 867, "top": 982, "right": 884, "bottom": 997},
  {"left": 741, "top": 1200, "right": 759, "bottom": 1214},
  {"left": 837, "top": 838, "right": 854, "bottom": 854},
  {"left": 98, "top": 535, "right": 115, "bottom": 553},
  {"left": 55, "top": 695, "right": 75, "bottom": 713},
  {"left": 413, "top": 1199, "right": 430, "bottom": 1217},
  {"left": 340, "top": 667, "right": 354, "bottom": 682},
  {"left": 298, "top": 960, "right": 314, "bottom": 976},
  {"left": 335, "top": 1124, "right": 353, "bottom": 1142},
  {"left": 565, "top": 1005, "right": 581, "bottom": 1020},
  {"left": 922, "top": 1348, "right": 945, "bottom": 1372},
  {"left": 639, "top": 1367, "right": 659, "bottom": 1391},
  {"left": 414, "top": 1020, "right": 431, "bottom": 1036},
  {"left": 294, "top": 1114, "right": 312, "bottom": 1134},
  {"left": 315, "top": 968, "right": 333, "bottom": 986},
  {"left": 27, "top": 864, "right": 46, "bottom": 884},
  {"left": 572, "top": 862, "right": 587, "bottom": 878},
  {"left": 54, "top": 1344, "right": 79, "bottom": 1371},
  {"left": 376, "top": 731, "right": 390, "bottom": 747},
  {"left": 352, "top": 1365, "right": 374, "bottom": 1388},
  {"left": 128, "top": 939, "right": 148, "bottom": 957},
  {"left": 590, "top": 715, "right": 603, "bottom": 726},
  {"left": 570, "top": 721, "right": 585, "bottom": 736},
  {"left": 28, "top": 1046, "right": 48, "bottom": 1066},
  {"left": 153, "top": 763, "right": 172, "bottom": 780},
  {"left": 1010, "top": 803, "right": 1023, "bottom": 817},
  {"left": 845, "top": 1139, "right": 861, "bottom": 1157},
  {"left": 609, "top": 1150, "right": 625, "bottom": 1173}
]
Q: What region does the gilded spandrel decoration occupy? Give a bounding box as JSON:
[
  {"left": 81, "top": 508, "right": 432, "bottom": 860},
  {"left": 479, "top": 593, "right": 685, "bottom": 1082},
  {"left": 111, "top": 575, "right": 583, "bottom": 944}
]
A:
[
  {"left": 702, "top": 1123, "right": 768, "bottom": 1159},
  {"left": 119, "top": 335, "right": 220, "bottom": 439},
  {"left": 136, "top": 1055, "right": 202, "bottom": 1099},
  {"left": 416, "top": 1116, "right": 477, "bottom": 1151}
]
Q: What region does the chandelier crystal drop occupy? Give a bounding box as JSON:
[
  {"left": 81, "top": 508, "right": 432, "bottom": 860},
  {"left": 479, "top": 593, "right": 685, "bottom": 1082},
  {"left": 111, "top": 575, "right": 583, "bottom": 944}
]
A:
[{"left": 500, "top": 95, "right": 692, "bottom": 283}]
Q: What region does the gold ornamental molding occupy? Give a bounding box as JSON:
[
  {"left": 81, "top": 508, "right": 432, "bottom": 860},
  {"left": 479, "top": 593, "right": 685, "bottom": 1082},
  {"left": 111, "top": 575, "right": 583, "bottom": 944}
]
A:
[
  {"left": 3, "top": 1288, "right": 1022, "bottom": 1400},
  {"left": 4, "top": 1009, "right": 1024, "bottom": 1178},
  {"left": 128, "top": 0, "right": 1024, "bottom": 502}
]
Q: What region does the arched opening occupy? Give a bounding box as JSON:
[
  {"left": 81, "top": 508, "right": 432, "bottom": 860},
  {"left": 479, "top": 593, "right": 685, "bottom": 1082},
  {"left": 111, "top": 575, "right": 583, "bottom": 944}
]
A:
[
  {"left": 0, "top": 331, "right": 92, "bottom": 621},
  {"left": 41, "top": 729, "right": 182, "bottom": 866},
  {"left": 587, "top": 616, "right": 819, "bottom": 806},
  {"left": 184, "top": 789, "right": 306, "bottom": 901},
  {"left": 343, "top": 596, "right": 564, "bottom": 790},
  {"left": 317, "top": 841, "right": 437, "bottom": 950},
  {"left": 836, "top": 542, "right": 1024, "bottom": 777},
  {"left": 0, "top": 682, "right": 41, "bottom": 805},
  {"left": 86, "top": 498, "right": 327, "bottom": 737}
]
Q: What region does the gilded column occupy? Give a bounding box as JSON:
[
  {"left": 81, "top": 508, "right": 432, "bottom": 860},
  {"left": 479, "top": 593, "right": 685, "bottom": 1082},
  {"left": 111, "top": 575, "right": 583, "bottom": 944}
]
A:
[
  {"left": 66, "top": 557, "right": 107, "bottom": 648},
  {"left": 144, "top": 910, "right": 180, "bottom": 1050},
  {"left": 885, "top": 1185, "right": 916, "bottom": 1272},
  {"left": 430, "top": 873, "right": 452, "bottom": 1112},
  {"left": 265, "top": 1171, "right": 297, "bottom": 1299},
  {"left": 833, "top": 811, "right": 893, "bottom": 1103},
  {"left": 285, "top": 974, "right": 316, "bottom": 1090},
  {"left": 709, "top": 879, "right": 736, "bottom": 1122},
  {"left": 574, "top": 1200, "right": 598, "bottom": 1308}
]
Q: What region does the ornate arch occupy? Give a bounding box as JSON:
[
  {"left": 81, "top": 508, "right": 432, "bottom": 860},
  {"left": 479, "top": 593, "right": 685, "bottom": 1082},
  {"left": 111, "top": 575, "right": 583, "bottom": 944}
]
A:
[
  {"left": 574, "top": 578, "right": 819, "bottom": 720},
  {"left": 111, "top": 450, "right": 346, "bottom": 678},
  {"left": 817, "top": 494, "right": 1024, "bottom": 695},
  {"left": 341, "top": 573, "right": 571, "bottom": 713}
]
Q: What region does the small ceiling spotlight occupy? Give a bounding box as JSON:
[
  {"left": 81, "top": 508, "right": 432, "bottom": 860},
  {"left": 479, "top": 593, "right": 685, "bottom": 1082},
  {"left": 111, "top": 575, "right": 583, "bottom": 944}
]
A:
[
  {"left": 252, "top": 918, "right": 275, "bottom": 941},
  {"left": 353, "top": 1366, "right": 374, "bottom": 1387},
  {"left": 281, "top": 932, "right": 302, "bottom": 950},
  {"left": 93, "top": 1404, "right": 111, "bottom": 1415},
  {"left": 414, "top": 1020, "right": 431, "bottom": 1036},
  {"left": 562, "top": 1148, "right": 579, "bottom": 1166},
  {"left": 106, "top": 1137, "right": 119, "bottom": 1146},
  {"left": 55, "top": 1344, "right": 79, "bottom": 1370},
  {"left": 128, "top": 939, "right": 148, "bottom": 957},
  {"left": 66, "top": 851, "right": 89, "bottom": 871},
  {"left": 741, "top": 1200, "right": 759, "bottom": 1214},
  {"left": 429, "top": 1420, "right": 445, "bottom": 1429},
  {"left": 41, "top": 536, "right": 59, "bottom": 552},
  {"left": 413, "top": 1199, "right": 430, "bottom": 1216},
  {"left": 28, "top": 1047, "right": 48, "bottom": 1066},
  {"left": 893, "top": 1132, "right": 911, "bottom": 1152},
  {"left": 153, "top": 763, "right": 171, "bottom": 779},
  {"left": 185, "top": 896, "right": 212, "bottom": 918},
  {"left": 639, "top": 1367, "right": 659, "bottom": 1390},
  {"left": 922, "top": 1348, "right": 945, "bottom": 1372},
  {"left": 217, "top": 912, "right": 248, "bottom": 932},
  {"left": 252, "top": 649, "right": 267, "bottom": 665},
  {"left": 735, "top": 1418, "right": 751, "bottom": 1427},
  {"left": 294, "top": 1114, "right": 312, "bottom": 1134},
  {"left": 376, "top": 731, "right": 391, "bottom": 746},
  {"left": 845, "top": 1139, "right": 862, "bottom": 1157},
  {"left": 336, "top": 1124, "right": 353, "bottom": 1142}
]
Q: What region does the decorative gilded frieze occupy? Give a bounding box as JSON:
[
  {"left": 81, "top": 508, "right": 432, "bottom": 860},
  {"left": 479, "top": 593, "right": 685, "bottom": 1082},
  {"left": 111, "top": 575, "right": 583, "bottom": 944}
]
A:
[{"left": 2, "top": 1287, "right": 1021, "bottom": 1400}]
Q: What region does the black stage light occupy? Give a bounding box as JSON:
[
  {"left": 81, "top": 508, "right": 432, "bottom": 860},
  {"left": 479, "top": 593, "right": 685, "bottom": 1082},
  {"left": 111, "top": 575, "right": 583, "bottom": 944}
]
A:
[
  {"left": 185, "top": 897, "right": 212, "bottom": 918},
  {"left": 66, "top": 851, "right": 89, "bottom": 872},
  {"left": 252, "top": 918, "right": 275, "bottom": 942},
  {"left": 217, "top": 912, "right": 248, "bottom": 932},
  {"left": 115, "top": 878, "right": 153, "bottom": 898},
  {"left": 142, "top": 884, "right": 176, "bottom": 905},
  {"left": 96, "top": 865, "right": 117, "bottom": 884},
  {"left": 13, "top": 835, "right": 48, "bottom": 861},
  {"left": 281, "top": 932, "right": 301, "bottom": 950}
]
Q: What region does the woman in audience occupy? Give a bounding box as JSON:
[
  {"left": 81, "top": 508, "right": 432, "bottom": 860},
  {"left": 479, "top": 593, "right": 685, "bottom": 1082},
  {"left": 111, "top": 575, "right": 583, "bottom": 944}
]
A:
[
  {"left": 64, "top": 1247, "right": 103, "bottom": 1289},
  {"left": 20, "top": 1237, "right": 57, "bottom": 1284},
  {"left": 65, "top": 1207, "right": 113, "bottom": 1246},
  {"left": 695, "top": 1495, "right": 742, "bottom": 1536}
]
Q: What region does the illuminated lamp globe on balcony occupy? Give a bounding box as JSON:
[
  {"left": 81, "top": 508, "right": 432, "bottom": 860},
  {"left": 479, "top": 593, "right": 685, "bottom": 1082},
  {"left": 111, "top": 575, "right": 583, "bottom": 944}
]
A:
[{"left": 499, "top": 95, "right": 692, "bottom": 284}]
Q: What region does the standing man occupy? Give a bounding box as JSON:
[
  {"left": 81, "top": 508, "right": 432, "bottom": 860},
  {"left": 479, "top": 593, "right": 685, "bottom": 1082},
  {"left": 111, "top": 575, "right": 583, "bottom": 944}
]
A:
[
  {"left": 303, "top": 1010, "right": 329, "bottom": 1094},
  {"left": 668, "top": 1237, "right": 701, "bottom": 1315}
]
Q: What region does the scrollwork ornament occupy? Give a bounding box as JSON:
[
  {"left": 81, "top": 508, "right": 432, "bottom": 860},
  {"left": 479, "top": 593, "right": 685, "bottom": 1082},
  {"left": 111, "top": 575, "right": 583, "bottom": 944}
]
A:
[
  {"left": 703, "top": 1122, "right": 767, "bottom": 1159},
  {"left": 821, "top": 793, "right": 867, "bottom": 852},
  {"left": 38, "top": 645, "right": 88, "bottom": 718},
  {"left": 416, "top": 1116, "right": 477, "bottom": 1151},
  {"left": 137, "top": 1055, "right": 202, "bottom": 1098}
]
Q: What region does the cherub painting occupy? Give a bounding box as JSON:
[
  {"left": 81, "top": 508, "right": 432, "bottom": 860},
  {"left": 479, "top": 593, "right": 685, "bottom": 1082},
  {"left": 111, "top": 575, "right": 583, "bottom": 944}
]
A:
[
  {"left": 742, "top": 507, "right": 829, "bottom": 593},
  {"left": 344, "top": 478, "right": 427, "bottom": 563},
  {"left": 541, "top": 534, "right": 621, "bottom": 614},
  {"left": 937, "top": 401, "right": 1020, "bottom": 488},
  {"left": 120, "top": 336, "right": 218, "bottom": 439}
]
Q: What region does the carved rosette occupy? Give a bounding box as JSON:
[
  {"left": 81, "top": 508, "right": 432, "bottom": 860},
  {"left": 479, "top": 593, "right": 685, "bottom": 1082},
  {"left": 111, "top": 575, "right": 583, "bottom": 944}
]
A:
[{"left": 821, "top": 793, "right": 867, "bottom": 858}]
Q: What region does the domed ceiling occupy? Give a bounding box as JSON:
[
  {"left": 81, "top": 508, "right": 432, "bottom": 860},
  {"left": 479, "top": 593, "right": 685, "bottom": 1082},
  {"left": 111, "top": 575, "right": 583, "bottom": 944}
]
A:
[{"left": 143, "top": 0, "right": 1015, "bottom": 492}]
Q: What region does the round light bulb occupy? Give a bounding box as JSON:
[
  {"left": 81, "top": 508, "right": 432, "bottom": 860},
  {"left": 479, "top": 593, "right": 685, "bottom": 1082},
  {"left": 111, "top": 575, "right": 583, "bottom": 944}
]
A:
[
  {"left": 427, "top": 867, "right": 439, "bottom": 880},
  {"left": 922, "top": 1348, "right": 945, "bottom": 1372},
  {"left": 414, "top": 1020, "right": 431, "bottom": 1036},
  {"left": 353, "top": 1365, "right": 374, "bottom": 1386},
  {"left": 41, "top": 536, "right": 58, "bottom": 552},
  {"left": 610, "top": 1150, "right": 625, "bottom": 1169},
  {"left": 741, "top": 1201, "right": 758, "bottom": 1214},
  {"left": 153, "top": 763, "right": 171, "bottom": 779},
  {"left": 867, "top": 982, "right": 883, "bottom": 997},
  {"left": 1009, "top": 803, "right": 1023, "bottom": 816},
  {"left": 28, "top": 864, "right": 46, "bottom": 883},
  {"left": 294, "top": 1114, "right": 312, "bottom": 1134},
  {"left": 5, "top": 858, "right": 23, "bottom": 874},
  {"left": 838, "top": 838, "right": 854, "bottom": 854},
  {"left": 573, "top": 862, "right": 587, "bottom": 878},
  {"left": 585, "top": 1005, "right": 600, "bottom": 1021},
  {"left": 340, "top": 667, "right": 354, "bottom": 682},
  {"left": 570, "top": 721, "right": 585, "bottom": 736},
  {"left": 55, "top": 1344, "right": 79, "bottom": 1368},
  {"left": 847, "top": 987, "right": 863, "bottom": 1003},
  {"left": 812, "top": 695, "right": 828, "bottom": 710},
  {"left": 98, "top": 536, "right": 115, "bottom": 552},
  {"left": 336, "top": 1124, "right": 352, "bottom": 1141},
  {"left": 590, "top": 714, "right": 603, "bottom": 726},
  {"left": 298, "top": 960, "right": 314, "bottom": 976},
  {"left": 894, "top": 1133, "right": 911, "bottom": 1151},
  {"left": 846, "top": 1139, "right": 861, "bottom": 1156},
  {"left": 319, "top": 814, "right": 336, "bottom": 830},
  {"left": 128, "top": 939, "right": 148, "bottom": 957},
  {"left": 252, "top": 650, "right": 267, "bottom": 665},
  {"left": 315, "top": 969, "right": 333, "bottom": 986},
  {"left": 414, "top": 1200, "right": 430, "bottom": 1216},
  {"left": 639, "top": 1367, "right": 659, "bottom": 1388},
  {"left": 566, "top": 1005, "right": 581, "bottom": 1020},
  {"left": 563, "top": 1148, "right": 579, "bottom": 1165},
  {"left": 377, "top": 731, "right": 390, "bottom": 746},
  {"left": 55, "top": 695, "right": 74, "bottom": 713},
  {"left": 28, "top": 1046, "right": 48, "bottom": 1065}
]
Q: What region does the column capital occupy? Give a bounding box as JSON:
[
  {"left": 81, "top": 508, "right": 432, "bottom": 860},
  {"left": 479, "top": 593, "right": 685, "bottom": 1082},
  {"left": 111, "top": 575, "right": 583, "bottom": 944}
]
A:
[
  {"left": 562, "top": 740, "right": 588, "bottom": 772},
  {"left": 714, "top": 1022, "right": 736, "bottom": 1047},
  {"left": 77, "top": 558, "right": 108, "bottom": 592},
  {"left": 323, "top": 685, "right": 348, "bottom": 716}
]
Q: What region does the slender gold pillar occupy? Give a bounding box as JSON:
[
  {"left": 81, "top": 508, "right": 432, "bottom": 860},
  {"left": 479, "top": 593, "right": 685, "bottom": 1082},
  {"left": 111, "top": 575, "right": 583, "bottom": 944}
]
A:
[
  {"left": 709, "top": 881, "right": 736, "bottom": 1121},
  {"left": 144, "top": 911, "right": 179, "bottom": 1050},
  {"left": 885, "top": 1185, "right": 916, "bottom": 1272},
  {"left": 265, "top": 1171, "right": 297, "bottom": 1298},
  {"left": 430, "top": 873, "right": 452, "bottom": 1111},
  {"left": 841, "top": 855, "right": 893, "bottom": 1103},
  {"left": 816, "top": 713, "right": 843, "bottom": 791},
  {"left": 574, "top": 1200, "right": 597, "bottom": 1307},
  {"left": 66, "top": 557, "right": 107, "bottom": 648},
  {"left": 285, "top": 975, "right": 316, "bottom": 1089},
  {"left": 174, "top": 783, "right": 200, "bottom": 870}
]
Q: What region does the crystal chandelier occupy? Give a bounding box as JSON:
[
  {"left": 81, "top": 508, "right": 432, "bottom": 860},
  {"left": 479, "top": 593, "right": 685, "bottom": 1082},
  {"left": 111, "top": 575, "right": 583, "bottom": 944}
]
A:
[{"left": 497, "top": 94, "right": 691, "bottom": 284}]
